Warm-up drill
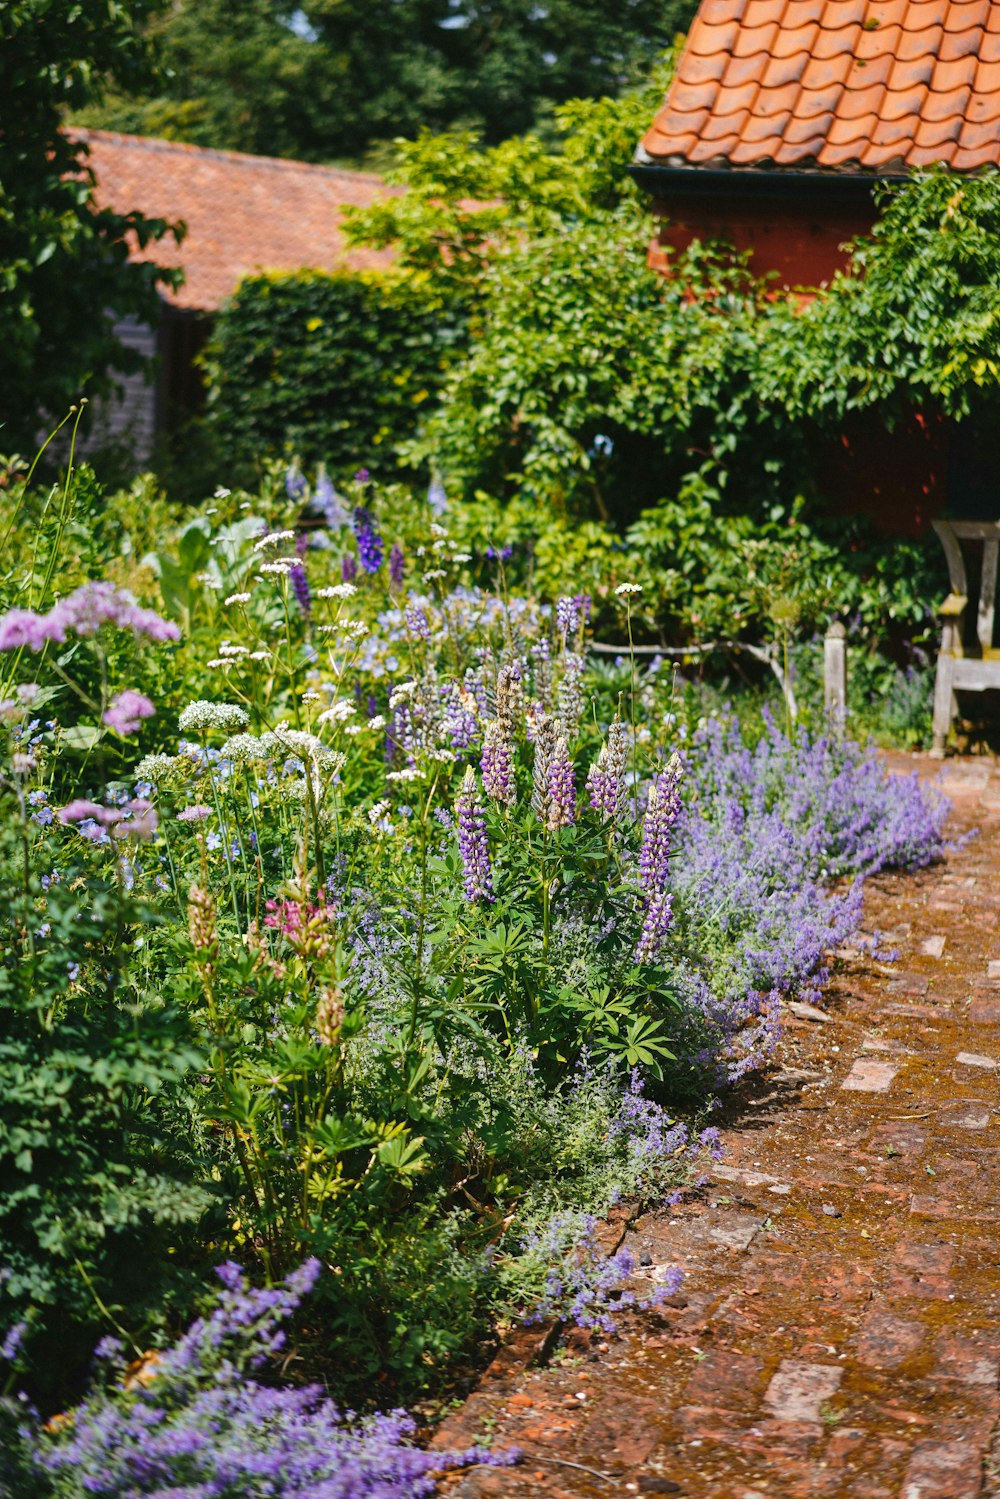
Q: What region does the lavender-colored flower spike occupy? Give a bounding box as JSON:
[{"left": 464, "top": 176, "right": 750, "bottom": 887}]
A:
[
  {"left": 481, "top": 719, "right": 516, "bottom": 807},
  {"left": 353, "top": 507, "right": 383, "bottom": 573},
  {"left": 428, "top": 473, "right": 448, "bottom": 515},
  {"left": 315, "top": 471, "right": 348, "bottom": 529},
  {"left": 587, "top": 716, "right": 628, "bottom": 821},
  {"left": 456, "top": 766, "right": 494, "bottom": 902},
  {"left": 545, "top": 736, "right": 577, "bottom": 831},
  {"left": 285, "top": 464, "right": 307, "bottom": 501},
  {"left": 389, "top": 542, "right": 405, "bottom": 590},
  {"left": 341, "top": 553, "right": 357, "bottom": 583},
  {"left": 289, "top": 561, "right": 311, "bottom": 617},
  {"left": 530, "top": 711, "right": 557, "bottom": 820},
  {"left": 634, "top": 755, "right": 683, "bottom": 962}
]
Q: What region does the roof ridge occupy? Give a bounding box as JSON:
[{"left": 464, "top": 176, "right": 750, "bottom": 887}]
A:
[{"left": 69, "top": 127, "right": 386, "bottom": 186}]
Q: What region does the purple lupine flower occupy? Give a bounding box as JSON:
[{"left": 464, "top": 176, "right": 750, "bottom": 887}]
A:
[
  {"left": 486, "top": 544, "right": 513, "bottom": 562},
  {"left": 285, "top": 464, "right": 307, "bottom": 500},
  {"left": 587, "top": 717, "right": 628, "bottom": 821},
  {"left": 389, "top": 542, "right": 405, "bottom": 591},
  {"left": 555, "top": 595, "right": 587, "bottom": 638},
  {"left": 341, "top": 553, "right": 357, "bottom": 583},
  {"left": 316, "top": 472, "right": 349, "bottom": 529},
  {"left": 481, "top": 719, "right": 515, "bottom": 807},
  {"left": 404, "top": 605, "right": 430, "bottom": 640},
  {"left": 634, "top": 756, "right": 683, "bottom": 963},
  {"left": 456, "top": 766, "right": 494, "bottom": 902},
  {"left": 289, "top": 560, "right": 311, "bottom": 617},
  {"left": 353, "top": 507, "right": 383, "bottom": 573},
  {"left": 544, "top": 736, "right": 576, "bottom": 831},
  {"left": 102, "top": 689, "right": 156, "bottom": 736}
]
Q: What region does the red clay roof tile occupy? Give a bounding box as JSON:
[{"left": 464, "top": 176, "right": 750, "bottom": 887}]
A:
[
  {"left": 640, "top": 0, "right": 1000, "bottom": 173},
  {"left": 74, "top": 129, "right": 395, "bottom": 311}
]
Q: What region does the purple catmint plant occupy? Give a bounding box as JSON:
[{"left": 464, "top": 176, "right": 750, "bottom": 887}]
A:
[
  {"left": 102, "top": 690, "right": 156, "bottom": 736},
  {"left": 26, "top": 1259, "right": 518, "bottom": 1497},
  {"left": 519, "top": 1214, "right": 682, "bottom": 1334},
  {"left": 456, "top": 766, "right": 494, "bottom": 903},
  {"left": 285, "top": 464, "right": 307, "bottom": 501},
  {"left": 481, "top": 719, "right": 516, "bottom": 807},
  {"left": 353, "top": 507, "right": 384, "bottom": 573}
]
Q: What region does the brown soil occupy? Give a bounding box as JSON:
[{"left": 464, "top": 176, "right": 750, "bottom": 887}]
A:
[{"left": 434, "top": 751, "right": 1000, "bottom": 1499}]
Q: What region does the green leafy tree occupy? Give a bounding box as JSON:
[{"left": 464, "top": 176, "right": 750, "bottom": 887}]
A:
[
  {"left": 0, "top": 0, "right": 181, "bottom": 450},
  {"left": 75, "top": 0, "right": 700, "bottom": 163}
]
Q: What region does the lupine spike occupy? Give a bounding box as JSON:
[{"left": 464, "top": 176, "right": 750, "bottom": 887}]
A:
[{"left": 456, "top": 767, "right": 494, "bottom": 903}]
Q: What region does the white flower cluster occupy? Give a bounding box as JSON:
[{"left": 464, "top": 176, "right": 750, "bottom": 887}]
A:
[
  {"left": 316, "top": 583, "right": 357, "bottom": 600},
  {"left": 389, "top": 681, "right": 417, "bottom": 710},
  {"left": 134, "top": 753, "right": 180, "bottom": 783},
  {"left": 253, "top": 530, "right": 296, "bottom": 553},
  {"left": 178, "top": 701, "right": 250, "bottom": 734},
  {"left": 225, "top": 592, "right": 251, "bottom": 606},
  {"left": 614, "top": 582, "right": 643, "bottom": 596},
  {"left": 259, "top": 558, "right": 296, "bottom": 576},
  {"left": 317, "top": 700, "right": 356, "bottom": 726},
  {"left": 220, "top": 733, "right": 264, "bottom": 763}
]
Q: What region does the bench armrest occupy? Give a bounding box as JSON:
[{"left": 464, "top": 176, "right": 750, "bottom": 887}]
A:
[{"left": 938, "top": 592, "right": 968, "bottom": 618}]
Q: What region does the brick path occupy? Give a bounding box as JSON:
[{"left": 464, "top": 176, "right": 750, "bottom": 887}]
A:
[{"left": 437, "top": 754, "right": 1000, "bottom": 1499}]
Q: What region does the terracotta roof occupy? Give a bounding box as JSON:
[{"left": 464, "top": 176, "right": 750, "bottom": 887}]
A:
[
  {"left": 639, "top": 0, "right": 1000, "bottom": 174},
  {"left": 73, "top": 129, "right": 398, "bottom": 311}
]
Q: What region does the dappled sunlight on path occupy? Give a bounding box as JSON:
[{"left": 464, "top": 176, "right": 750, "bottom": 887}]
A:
[{"left": 437, "top": 752, "right": 1000, "bottom": 1499}]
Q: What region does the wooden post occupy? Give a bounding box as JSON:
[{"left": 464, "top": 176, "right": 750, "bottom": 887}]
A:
[{"left": 824, "top": 620, "right": 847, "bottom": 731}]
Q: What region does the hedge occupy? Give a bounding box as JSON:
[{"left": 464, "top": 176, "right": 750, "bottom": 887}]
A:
[{"left": 202, "top": 269, "right": 467, "bottom": 480}]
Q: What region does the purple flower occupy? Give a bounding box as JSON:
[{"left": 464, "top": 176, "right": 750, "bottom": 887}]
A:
[
  {"left": 289, "top": 560, "right": 311, "bottom": 617},
  {"left": 634, "top": 757, "right": 683, "bottom": 963},
  {"left": 354, "top": 467, "right": 370, "bottom": 483},
  {"left": 0, "top": 583, "right": 179, "bottom": 651},
  {"left": 481, "top": 719, "right": 515, "bottom": 807},
  {"left": 285, "top": 464, "right": 307, "bottom": 500},
  {"left": 102, "top": 689, "right": 156, "bottom": 736},
  {"left": 316, "top": 473, "right": 349, "bottom": 529},
  {"left": 587, "top": 717, "right": 628, "bottom": 820},
  {"left": 389, "top": 542, "right": 405, "bottom": 590},
  {"left": 177, "top": 805, "right": 212, "bottom": 822},
  {"left": 546, "top": 736, "right": 576, "bottom": 830},
  {"left": 427, "top": 474, "right": 447, "bottom": 515},
  {"left": 353, "top": 507, "right": 383, "bottom": 573},
  {"left": 341, "top": 553, "right": 357, "bottom": 583},
  {"left": 456, "top": 767, "right": 494, "bottom": 903}
]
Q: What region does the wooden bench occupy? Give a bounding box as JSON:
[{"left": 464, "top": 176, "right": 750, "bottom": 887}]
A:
[{"left": 931, "top": 519, "right": 1000, "bottom": 756}]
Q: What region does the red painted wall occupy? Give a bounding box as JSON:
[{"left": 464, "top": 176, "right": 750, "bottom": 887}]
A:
[{"left": 648, "top": 193, "right": 949, "bottom": 536}]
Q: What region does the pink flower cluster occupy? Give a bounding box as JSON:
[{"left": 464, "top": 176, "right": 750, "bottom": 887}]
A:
[
  {"left": 0, "top": 583, "right": 180, "bottom": 652},
  {"left": 103, "top": 690, "right": 156, "bottom": 736},
  {"left": 59, "top": 797, "right": 159, "bottom": 840}
]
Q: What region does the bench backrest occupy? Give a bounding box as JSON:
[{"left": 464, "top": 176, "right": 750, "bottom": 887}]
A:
[{"left": 933, "top": 519, "right": 1000, "bottom": 656}]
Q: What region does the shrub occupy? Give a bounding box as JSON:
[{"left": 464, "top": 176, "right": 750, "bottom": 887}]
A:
[{"left": 202, "top": 271, "right": 468, "bottom": 483}]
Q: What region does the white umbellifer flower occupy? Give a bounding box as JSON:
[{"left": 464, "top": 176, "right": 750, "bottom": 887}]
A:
[
  {"left": 220, "top": 733, "right": 264, "bottom": 763},
  {"left": 225, "top": 592, "right": 251, "bottom": 605},
  {"left": 253, "top": 530, "right": 296, "bottom": 553},
  {"left": 249, "top": 650, "right": 270, "bottom": 661},
  {"left": 196, "top": 572, "right": 215, "bottom": 585},
  {"left": 429, "top": 749, "right": 455, "bottom": 763},
  {"left": 387, "top": 767, "right": 422, "bottom": 783},
  {"left": 205, "top": 658, "right": 231, "bottom": 668},
  {"left": 389, "top": 682, "right": 417, "bottom": 709},
  {"left": 429, "top": 524, "right": 448, "bottom": 539},
  {"left": 134, "top": 753, "right": 179, "bottom": 782},
  {"left": 342, "top": 620, "right": 368, "bottom": 639},
  {"left": 368, "top": 800, "right": 391, "bottom": 823},
  {"left": 422, "top": 569, "right": 446, "bottom": 582},
  {"left": 219, "top": 641, "right": 249, "bottom": 657},
  {"left": 452, "top": 553, "right": 472, "bottom": 563},
  {"left": 368, "top": 714, "right": 386, "bottom": 731},
  {"left": 260, "top": 559, "right": 295, "bottom": 576},
  {"left": 316, "top": 583, "right": 357, "bottom": 599},
  {"left": 178, "top": 701, "right": 250, "bottom": 733},
  {"left": 215, "top": 486, "right": 231, "bottom": 498},
  {"left": 301, "top": 690, "right": 322, "bottom": 703},
  {"left": 258, "top": 727, "right": 332, "bottom": 764},
  {"left": 614, "top": 582, "right": 643, "bottom": 596},
  {"left": 344, "top": 723, "right": 366, "bottom": 736},
  {"left": 317, "top": 700, "right": 356, "bottom": 725}
]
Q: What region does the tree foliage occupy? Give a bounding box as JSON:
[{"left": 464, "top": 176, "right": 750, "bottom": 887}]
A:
[
  {"left": 75, "top": 0, "right": 700, "bottom": 163},
  {"left": 0, "top": 0, "right": 181, "bottom": 450}
]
